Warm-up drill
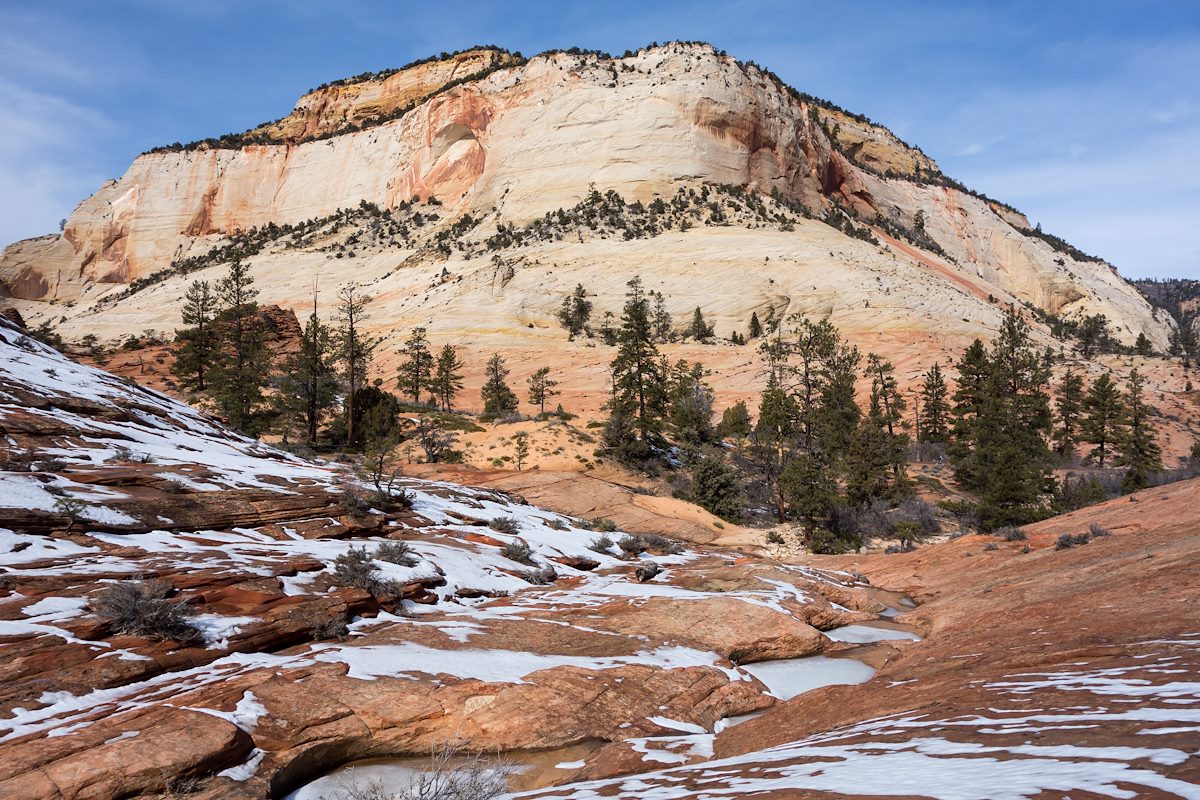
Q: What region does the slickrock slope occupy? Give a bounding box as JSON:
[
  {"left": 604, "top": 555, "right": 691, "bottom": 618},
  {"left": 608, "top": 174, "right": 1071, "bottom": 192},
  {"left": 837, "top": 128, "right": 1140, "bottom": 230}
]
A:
[
  {"left": 0, "top": 322, "right": 894, "bottom": 799},
  {"left": 515, "top": 479, "right": 1200, "bottom": 799},
  {"left": 0, "top": 43, "right": 1171, "bottom": 358}
]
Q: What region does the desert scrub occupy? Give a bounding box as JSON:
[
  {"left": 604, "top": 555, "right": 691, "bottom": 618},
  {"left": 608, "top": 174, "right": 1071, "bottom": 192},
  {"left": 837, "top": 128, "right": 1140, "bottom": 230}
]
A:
[
  {"left": 488, "top": 517, "right": 520, "bottom": 534},
  {"left": 375, "top": 540, "right": 418, "bottom": 567},
  {"left": 587, "top": 534, "right": 615, "bottom": 554},
  {"left": 500, "top": 539, "right": 534, "bottom": 564},
  {"left": 92, "top": 578, "right": 202, "bottom": 644},
  {"left": 333, "top": 546, "right": 400, "bottom": 599},
  {"left": 617, "top": 534, "right": 646, "bottom": 556}
]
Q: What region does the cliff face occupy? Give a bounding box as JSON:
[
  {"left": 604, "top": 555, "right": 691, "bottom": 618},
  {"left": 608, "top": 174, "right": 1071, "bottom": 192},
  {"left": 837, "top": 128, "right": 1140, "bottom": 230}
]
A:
[{"left": 0, "top": 42, "right": 1171, "bottom": 349}]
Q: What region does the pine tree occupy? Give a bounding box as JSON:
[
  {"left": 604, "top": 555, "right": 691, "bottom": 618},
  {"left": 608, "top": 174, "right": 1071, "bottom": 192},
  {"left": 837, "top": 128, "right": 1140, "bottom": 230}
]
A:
[
  {"left": 688, "top": 307, "right": 711, "bottom": 342},
  {"left": 949, "top": 339, "right": 991, "bottom": 486},
  {"left": 751, "top": 372, "right": 799, "bottom": 520},
  {"left": 481, "top": 353, "right": 518, "bottom": 418},
  {"left": 749, "top": 311, "right": 763, "bottom": 339},
  {"left": 1135, "top": 333, "right": 1154, "bottom": 357},
  {"left": 1118, "top": 369, "right": 1162, "bottom": 492},
  {"left": 779, "top": 451, "right": 836, "bottom": 529},
  {"left": 787, "top": 316, "right": 838, "bottom": 451},
  {"left": 690, "top": 454, "right": 745, "bottom": 521},
  {"left": 1078, "top": 314, "right": 1111, "bottom": 357},
  {"left": 430, "top": 344, "right": 464, "bottom": 412},
  {"left": 917, "top": 363, "right": 950, "bottom": 444},
  {"left": 527, "top": 366, "right": 560, "bottom": 414},
  {"left": 866, "top": 353, "right": 909, "bottom": 491},
  {"left": 815, "top": 338, "right": 862, "bottom": 459},
  {"left": 512, "top": 431, "right": 530, "bottom": 471},
  {"left": 652, "top": 291, "right": 673, "bottom": 343},
  {"left": 278, "top": 297, "right": 338, "bottom": 444},
  {"left": 335, "top": 283, "right": 378, "bottom": 447},
  {"left": 1081, "top": 372, "right": 1126, "bottom": 468},
  {"left": 557, "top": 284, "right": 593, "bottom": 337},
  {"left": 668, "top": 360, "right": 714, "bottom": 450},
  {"left": 171, "top": 280, "right": 218, "bottom": 392},
  {"left": 209, "top": 260, "right": 269, "bottom": 433},
  {"left": 606, "top": 276, "right": 668, "bottom": 459},
  {"left": 843, "top": 417, "right": 893, "bottom": 506},
  {"left": 397, "top": 327, "right": 433, "bottom": 405},
  {"left": 1053, "top": 368, "right": 1085, "bottom": 461},
  {"left": 718, "top": 400, "right": 752, "bottom": 440}
]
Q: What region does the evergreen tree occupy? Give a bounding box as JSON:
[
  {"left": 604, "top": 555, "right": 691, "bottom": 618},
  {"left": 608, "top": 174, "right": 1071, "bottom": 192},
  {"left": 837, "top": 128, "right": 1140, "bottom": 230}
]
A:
[
  {"left": 751, "top": 373, "right": 799, "bottom": 520},
  {"left": 397, "top": 327, "right": 433, "bottom": 405},
  {"left": 335, "top": 283, "right": 379, "bottom": 447},
  {"left": 787, "top": 316, "right": 839, "bottom": 451},
  {"left": 917, "top": 363, "right": 950, "bottom": 443},
  {"left": 606, "top": 277, "right": 668, "bottom": 459},
  {"left": 171, "top": 280, "right": 218, "bottom": 392},
  {"left": 429, "top": 344, "right": 464, "bottom": 412},
  {"left": 209, "top": 260, "right": 269, "bottom": 433},
  {"left": 1081, "top": 372, "right": 1126, "bottom": 468},
  {"left": 278, "top": 299, "right": 338, "bottom": 444},
  {"left": 1053, "top": 368, "right": 1085, "bottom": 460},
  {"left": 1135, "top": 333, "right": 1154, "bottom": 357},
  {"left": 652, "top": 291, "right": 673, "bottom": 343},
  {"left": 779, "top": 451, "right": 836, "bottom": 529},
  {"left": 749, "top": 311, "right": 763, "bottom": 339},
  {"left": 481, "top": 353, "right": 519, "bottom": 418},
  {"left": 557, "top": 284, "right": 593, "bottom": 337},
  {"left": 1078, "top": 314, "right": 1111, "bottom": 358},
  {"left": 688, "top": 307, "right": 712, "bottom": 341},
  {"left": 814, "top": 338, "right": 861, "bottom": 459},
  {"left": 718, "top": 400, "right": 752, "bottom": 440},
  {"left": 843, "top": 417, "right": 893, "bottom": 507},
  {"left": 866, "top": 353, "right": 909, "bottom": 491},
  {"left": 690, "top": 454, "right": 745, "bottom": 521},
  {"left": 527, "top": 366, "right": 560, "bottom": 414},
  {"left": 949, "top": 339, "right": 991, "bottom": 486},
  {"left": 1118, "top": 369, "right": 1162, "bottom": 492},
  {"left": 512, "top": 431, "right": 530, "bottom": 471},
  {"left": 668, "top": 360, "right": 715, "bottom": 450}
]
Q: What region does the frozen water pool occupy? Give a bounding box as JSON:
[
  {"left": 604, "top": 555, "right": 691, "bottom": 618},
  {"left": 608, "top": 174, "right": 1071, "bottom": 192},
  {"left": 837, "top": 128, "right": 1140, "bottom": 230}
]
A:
[{"left": 739, "top": 655, "right": 877, "bottom": 700}]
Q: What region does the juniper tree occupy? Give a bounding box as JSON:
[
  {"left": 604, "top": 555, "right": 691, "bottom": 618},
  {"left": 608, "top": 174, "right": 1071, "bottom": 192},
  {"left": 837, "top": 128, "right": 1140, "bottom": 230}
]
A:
[
  {"left": 527, "top": 366, "right": 560, "bottom": 414},
  {"left": 481, "top": 353, "right": 519, "bottom": 418},
  {"left": 688, "top": 307, "right": 712, "bottom": 342},
  {"left": 1118, "top": 369, "right": 1162, "bottom": 492},
  {"left": 917, "top": 363, "right": 950, "bottom": 444},
  {"left": 430, "top": 344, "right": 464, "bottom": 412},
  {"left": 557, "top": 284, "right": 593, "bottom": 337},
  {"left": 779, "top": 450, "right": 837, "bottom": 530},
  {"left": 335, "top": 283, "right": 379, "bottom": 446},
  {"left": 1081, "top": 372, "right": 1126, "bottom": 468},
  {"left": 209, "top": 260, "right": 269, "bottom": 433},
  {"left": 749, "top": 311, "right": 763, "bottom": 339},
  {"left": 690, "top": 453, "right": 745, "bottom": 521},
  {"left": 718, "top": 400, "right": 752, "bottom": 440},
  {"left": 652, "top": 291, "right": 673, "bottom": 342},
  {"left": 171, "top": 280, "right": 218, "bottom": 392},
  {"left": 668, "top": 359, "right": 715, "bottom": 451},
  {"left": 397, "top": 327, "right": 433, "bottom": 405},
  {"left": 1053, "top": 368, "right": 1085, "bottom": 461},
  {"left": 605, "top": 277, "right": 668, "bottom": 460}
]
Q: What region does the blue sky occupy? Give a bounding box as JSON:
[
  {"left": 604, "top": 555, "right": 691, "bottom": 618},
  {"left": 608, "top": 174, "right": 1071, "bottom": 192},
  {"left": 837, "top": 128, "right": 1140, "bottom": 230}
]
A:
[{"left": 2, "top": 1, "right": 1197, "bottom": 279}]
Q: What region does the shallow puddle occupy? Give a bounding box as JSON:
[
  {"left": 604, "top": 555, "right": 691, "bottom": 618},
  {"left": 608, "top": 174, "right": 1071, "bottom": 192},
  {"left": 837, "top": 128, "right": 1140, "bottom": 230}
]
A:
[{"left": 738, "top": 654, "right": 877, "bottom": 700}]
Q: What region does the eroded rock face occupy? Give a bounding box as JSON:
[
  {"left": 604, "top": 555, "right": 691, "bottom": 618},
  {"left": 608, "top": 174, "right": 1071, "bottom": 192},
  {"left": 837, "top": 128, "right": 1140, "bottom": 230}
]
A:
[{"left": 0, "top": 43, "right": 1169, "bottom": 350}]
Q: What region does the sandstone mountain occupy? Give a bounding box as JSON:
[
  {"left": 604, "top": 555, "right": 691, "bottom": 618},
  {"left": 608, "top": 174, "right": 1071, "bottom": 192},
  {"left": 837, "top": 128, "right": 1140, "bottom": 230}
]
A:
[{"left": 0, "top": 42, "right": 1190, "bottom": 458}]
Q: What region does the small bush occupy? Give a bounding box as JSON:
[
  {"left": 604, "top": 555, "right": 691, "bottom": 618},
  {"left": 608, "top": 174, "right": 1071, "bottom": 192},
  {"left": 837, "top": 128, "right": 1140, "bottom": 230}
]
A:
[
  {"left": 546, "top": 518, "right": 568, "bottom": 531},
  {"left": 160, "top": 479, "right": 187, "bottom": 495},
  {"left": 333, "top": 546, "right": 400, "bottom": 599},
  {"left": 639, "top": 533, "right": 684, "bottom": 554},
  {"left": 983, "top": 542, "right": 999, "bottom": 551},
  {"left": 295, "top": 606, "right": 349, "bottom": 641},
  {"left": 809, "top": 528, "right": 861, "bottom": 555},
  {"left": 370, "top": 488, "right": 415, "bottom": 511},
  {"left": 375, "top": 540, "right": 418, "bottom": 567},
  {"left": 1088, "top": 522, "right": 1112, "bottom": 538},
  {"left": 93, "top": 578, "right": 202, "bottom": 644},
  {"left": 996, "top": 526, "right": 1027, "bottom": 541},
  {"left": 500, "top": 539, "right": 534, "bottom": 564},
  {"left": 587, "top": 534, "right": 615, "bottom": 554},
  {"left": 765, "top": 531, "right": 785, "bottom": 545},
  {"left": 1055, "top": 532, "right": 1092, "bottom": 550},
  {"left": 489, "top": 517, "right": 520, "bottom": 534},
  {"left": 617, "top": 534, "right": 645, "bottom": 556},
  {"left": 591, "top": 517, "right": 618, "bottom": 532},
  {"left": 337, "top": 484, "right": 371, "bottom": 517},
  {"left": 522, "top": 566, "right": 557, "bottom": 585}
]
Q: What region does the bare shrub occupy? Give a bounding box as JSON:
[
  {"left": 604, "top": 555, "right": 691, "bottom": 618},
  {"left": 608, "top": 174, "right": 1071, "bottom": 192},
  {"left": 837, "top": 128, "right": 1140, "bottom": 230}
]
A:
[
  {"left": 341, "top": 741, "right": 513, "bottom": 800},
  {"left": 591, "top": 517, "right": 618, "bottom": 532},
  {"left": 587, "top": 534, "right": 615, "bottom": 554},
  {"left": 1055, "top": 532, "right": 1091, "bottom": 551},
  {"left": 522, "top": 566, "right": 557, "bottom": 585},
  {"left": 376, "top": 540, "right": 418, "bottom": 567},
  {"left": 93, "top": 578, "right": 202, "bottom": 644},
  {"left": 639, "top": 533, "right": 684, "bottom": 554},
  {"left": 488, "top": 517, "right": 520, "bottom": 535},
  {"left": 500, "top": 539, "right": 533, "bottom": 565},
  {"left": 995, "top": 526, "right": 1027, "bottom": 541},
  {"left": 1088, "top": 522, "right": 1112, "bottom": 538},
  {"left": 617, "top": 534, "right": 645, "bottom": 556},
  {"left": 333, "top": 546, "right": 400, "bottom": 599}
]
